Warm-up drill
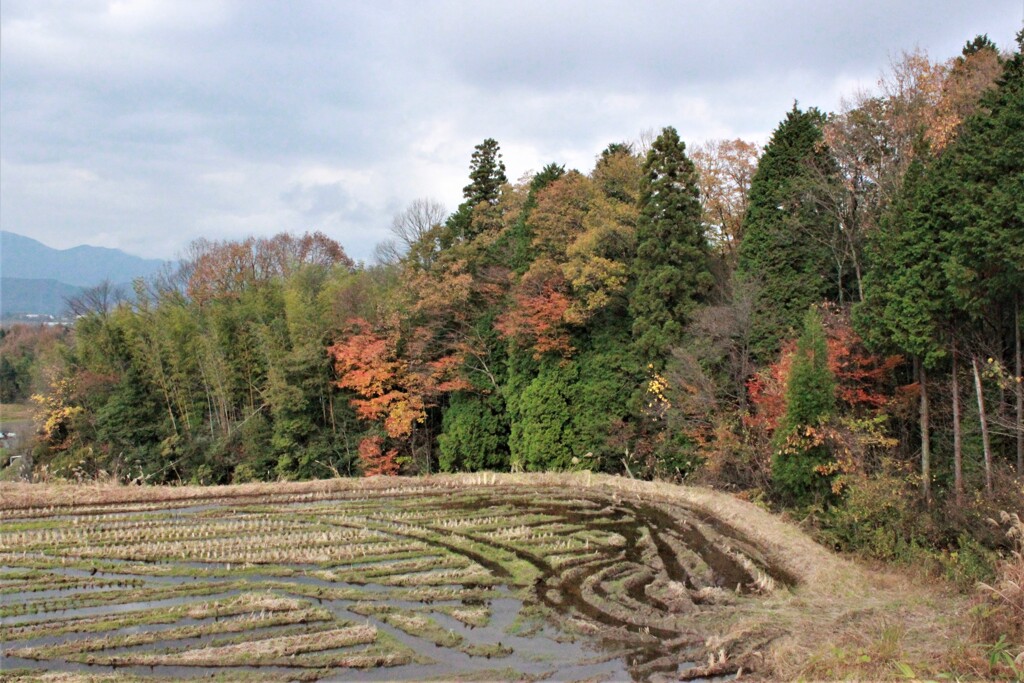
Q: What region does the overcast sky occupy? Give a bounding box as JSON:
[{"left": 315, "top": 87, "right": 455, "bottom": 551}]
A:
[{"left": 1, "top": 1, "right": 1021, "bottom": 263}]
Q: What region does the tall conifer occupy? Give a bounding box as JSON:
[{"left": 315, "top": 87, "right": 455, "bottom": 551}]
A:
[
  {"left": 737, "top": 106, "right": 838, "bottom": 362},
  {"left": 629, "top": 126, "right": 711, "bottom": 363},
  {"left": 446, "top": 138, "right": 509, "bottom": 243}
]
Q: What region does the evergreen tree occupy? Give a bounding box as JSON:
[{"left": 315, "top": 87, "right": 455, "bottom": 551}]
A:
[
  {"left": 858, "top": 46, "right": 1024, "bottom": 492},
  {"left": 737, "top": 106, "right": 838, "bottom": 362},
  {"left": 961, "top": 33, "right": 998, "bottom": 57},
  {"left": 507, "top": 358, "right": 576, "bottom": 471},
  {"left": 772, "top": 306, "right": 837, "bottom": 506},
  {"left": 437, "top": 392, "right": 509, "bottom": 471},
  {"left": 0, "top": 354, "right": 31, "bottom": 403},
  {"left": 932, "top": 45, "right": 1024, "bottom": 477},
  {"left": 857, "top": 153, "right": 948, "bottom": 502},
  {"left": 506, "top": 162, "right": 566, "bottom": 272},
  {"left": 629, "top": 126, "right": 711, "bottom": 363},
  {"left": 463, "top": 138, "right": 507, "bottom": 206},
  {"left": 858, "top": 155, "right": 949, "bottom": 368},
  {"left": 569, "top": 329, "right": 639, "bottom": 470},
  {"left": 938, "top": 47, "right": 1023, "bottom": 319},
  {"left": 446, "top": 138, "right": 509, "bottom": 243}
]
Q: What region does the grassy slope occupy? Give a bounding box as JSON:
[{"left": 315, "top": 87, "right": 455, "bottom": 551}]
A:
[
  {"left": 0, "top": 472, "right": 976, "bottom": 680},
  {"left": 0, "top": 402, "right": 35, "bottom": 422}
]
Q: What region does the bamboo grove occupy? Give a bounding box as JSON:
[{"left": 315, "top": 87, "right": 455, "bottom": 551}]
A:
[{"left": 13, "top": 35, "right": 1024, "bottom": 570}]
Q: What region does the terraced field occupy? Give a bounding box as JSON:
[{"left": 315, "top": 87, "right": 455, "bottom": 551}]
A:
[{"left": 0, "top": 474, "right": 826, "bottom": 681}]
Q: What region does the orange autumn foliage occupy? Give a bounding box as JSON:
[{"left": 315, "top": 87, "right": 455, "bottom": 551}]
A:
[
  {"left": 690, "top": 138, "right": 760, "bottom": 262},
  {"left": 826, "top": 313, "right": 902, "bottom": 411},
  {"left": 357, "top": 436, "right": 399, "bottom": 476},
  {"left": 495, "top": 262, "right": 573, "bottom": 359},
  {"left": 747, "top": 306, "right": 901, "bottom": 435},
  {"left": 744, "top": 343, "right": 794, "bottom": 434},
  {"left": 329, "top": 318, "right": 469, "bottom": 443}
]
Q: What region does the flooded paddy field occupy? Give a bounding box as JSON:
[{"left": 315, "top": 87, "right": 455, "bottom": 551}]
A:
[{"left": 1, "top": 474, "right": 815, "bottom": 681}]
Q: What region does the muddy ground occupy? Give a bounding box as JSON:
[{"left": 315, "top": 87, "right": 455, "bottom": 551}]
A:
[{"left": 0, "top": 473, "right": 967, "bottom": 681}]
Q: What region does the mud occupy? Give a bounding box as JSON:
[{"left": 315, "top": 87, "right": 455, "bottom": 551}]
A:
[{"left": 1, "top": 481, "right": 790, "bottom": 680}]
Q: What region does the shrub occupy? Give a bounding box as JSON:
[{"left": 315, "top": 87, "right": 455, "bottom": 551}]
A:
[{"left": 822, "top": 467, "right": 924, "bottom": 560}]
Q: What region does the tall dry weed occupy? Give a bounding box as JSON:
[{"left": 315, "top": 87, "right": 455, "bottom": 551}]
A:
[{"left": 974, "top": 510, "right": 1024, "bottom": 674}]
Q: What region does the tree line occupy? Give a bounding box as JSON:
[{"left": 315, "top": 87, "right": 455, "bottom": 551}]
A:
[{"left": 10, "top": 34, "right": 1023, "bottom": 578}]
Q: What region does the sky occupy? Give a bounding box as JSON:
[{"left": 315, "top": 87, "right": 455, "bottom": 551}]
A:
[{"left": 1, "top": 1, "right": 1021, "bottom": 263}]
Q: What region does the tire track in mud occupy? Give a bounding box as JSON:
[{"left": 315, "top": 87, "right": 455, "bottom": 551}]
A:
[{"left": 413, "top": 490, "right": 785, "bottom": 672}]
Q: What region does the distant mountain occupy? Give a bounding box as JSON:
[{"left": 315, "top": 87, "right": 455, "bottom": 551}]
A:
[
  {"left": 1, "top": 232, "right": 170, "bottom": 288},
  {"left": 0, "top": 277, "right": 84, "bottom": 318},
  {"left": 0, "top": 232, "right": 174, "bottom": 319}
]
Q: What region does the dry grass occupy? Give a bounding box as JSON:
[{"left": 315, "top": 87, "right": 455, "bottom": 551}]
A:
[
  {"left": 0, "top": 674, "right": 323, "bottom": 683},
  {"left": 979, "top": 512, "right": 1024, "bottom": 632},
  {"left": 1, "top": 675, "right": 319, "bottom": 683},
  {"left": 0, "top": 675, "right": 135, "bottom": 683},
  {"left": 764, "top": 567, "right": 968, "bottom": 679},
  {"left": 971, "top": 511, "right": 1024, "bottom": 678},
  {"left": 0, "top": 402, "right": 35, "bottom": 422},
  {"left": 117, "top": 624, "right": 378, "bottom": 667},
  {"left": 9, "top": 607, "right": 333, "bottom": 660},
  {"left": 83, "top": 626, "right": 385, "bottom": 671}
]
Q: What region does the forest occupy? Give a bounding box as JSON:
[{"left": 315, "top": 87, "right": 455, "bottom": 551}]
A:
[{"left": 3, "top": 34, "right": 1022, "bottom": 598}]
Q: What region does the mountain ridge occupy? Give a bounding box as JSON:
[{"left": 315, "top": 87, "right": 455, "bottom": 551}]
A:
[
  {"left": 1, "top": 231, "right": 171, "bottom": 287},
  {"left": 0, "top": 277, "right": 83, "bottom": 318},
  {"left": 1, "top": 232, "right": 174, "bottom": 318}
]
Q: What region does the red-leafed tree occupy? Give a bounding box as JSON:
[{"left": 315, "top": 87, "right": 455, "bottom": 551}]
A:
[
  {"left": 495, "top": 260, "right": 574, "bottom": 359},
  {"left": 748, "top": 305, "right": 900, "bottom": 437},
  {"left": 747, "top": 306, "right": 901, "bottom": 489},
  {"left": 822, "top": 305, "right": 902, "bottom": 413},
  {"left": 328, "top": 317, "right": 469, "bottom": 474},
  {"left": 187, "top": 232, "right": 352, "bottom": 305},
  {"left": 329, "top": 319, "right": 413, "bottom": 438},
  {"left": 744, "top": 343, "right": 795, "bottom": 435},
  {"left": 357, "top": 435, "right": 399, "bottom": 476}
]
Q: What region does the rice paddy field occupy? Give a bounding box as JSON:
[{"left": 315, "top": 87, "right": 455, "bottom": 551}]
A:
[{"left": 0, "top": 473, "right": 965, "bottom": 681}]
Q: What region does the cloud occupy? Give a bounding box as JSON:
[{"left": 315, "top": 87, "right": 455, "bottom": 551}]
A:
[{"left": 1, "top": 0, "right": 1020, "bottom": 261}]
